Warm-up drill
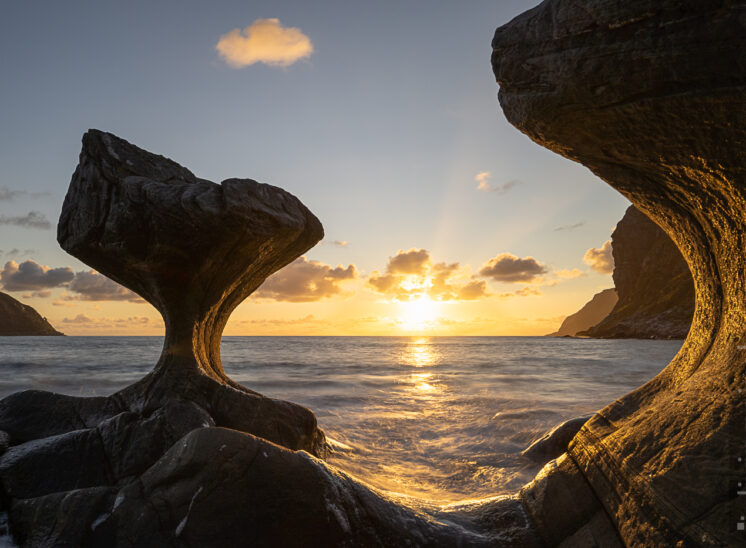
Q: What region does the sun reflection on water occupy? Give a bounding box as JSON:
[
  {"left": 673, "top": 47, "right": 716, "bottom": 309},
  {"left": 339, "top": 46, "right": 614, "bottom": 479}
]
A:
[{"left": 405, "top": 337, "right": 437, "bottom": 367}]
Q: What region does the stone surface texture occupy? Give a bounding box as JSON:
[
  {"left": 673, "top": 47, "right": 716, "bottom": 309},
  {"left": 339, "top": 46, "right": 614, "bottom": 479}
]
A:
[
  {"left": 581, "top": 205, "right": 694, "bottom": 339},
  {"left": 0, "top": 292, "right": 62, "bottom": 336},
  {"left": 549, "top": 288, "right": 617, "bottom": 337},
  {"left": 521, "top": 415, "right": 592, "bottom": 465},
  {"left": 493, "top": 0, "right": 745, "bottom": 545}
]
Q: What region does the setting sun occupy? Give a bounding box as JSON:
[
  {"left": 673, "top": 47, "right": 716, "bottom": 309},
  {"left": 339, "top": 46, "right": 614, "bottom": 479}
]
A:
[{"left": 397, "top": 296, "right": 440, "bottom": 331}]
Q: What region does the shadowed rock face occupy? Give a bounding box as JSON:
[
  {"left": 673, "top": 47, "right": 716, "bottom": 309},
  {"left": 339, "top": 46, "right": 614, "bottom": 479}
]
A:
[
  {"left": 493, "top": 0, "right": 745, "bottom": 545},
  {"left": 581, "top": 206, "right": 694, "bottom": 339},
  {"left": 58, "top": 130, "right": 322, "bottom": 385},
  {"left": 0, "top": 292, "right": 63, "bottom": 336}
]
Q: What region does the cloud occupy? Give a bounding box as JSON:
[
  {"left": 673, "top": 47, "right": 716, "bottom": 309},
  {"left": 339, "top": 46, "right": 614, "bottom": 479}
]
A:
[
  {"left": 0, "top": 187, "right": 49, "bottom": 201},
  {"left": 387, "top": 248, "right": 430, "bottom": 275},
  {"left": 583, "top": 240, "right": 614, "bottom": 274},
  {"left": 368, "top": 249, "right": 489, "bottom": 301},
  {"left": 0, "top": 260, "right": 74, "bottom": 291},
  {"left": 0, "top": 260, "right": 142, "bottom": 302},
  {"left": 232, "top": 314, "right": 323, "bottom": 327},
  {"left": 479, "top": 253, "right": 547, "bottom": 283},
  {"left": 554, "top": 221, "right": 585, "bottom": 232},
  {"left": 67, "top": 271, "right": 142, "bottom": 302},
  {"left": 499, "top": 286, "right": 543, "bottom": 298},
  {"left": 253, "top": 256, "right": 357, "bottom": 302},
  {"left": 22, "top": 290, "right": 51, "bottom": 299},
  {"left": 475, "top": 171, "right": 521, "bottom": 194},
  {"left": 61, "top": 314, "right": 153, "bottom": 327},
  {"left": 554, "top": 268, "right": 586, "bottom": 279},
  {"left": 63, "top": 313, "right": 94, "bottom": 324},
  {"left": 0, "top": 211, "right": 51, "bottom": 229},
  {"left": 332, "top": 240, "right": 349, "bottom": 248},
  {"left": 216, "top": 18, "right": 313, "bottom": 68}
]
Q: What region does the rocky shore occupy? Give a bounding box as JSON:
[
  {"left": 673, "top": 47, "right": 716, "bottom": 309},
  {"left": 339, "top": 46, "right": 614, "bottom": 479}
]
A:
[{"left": 0, "top": 0, "right": 744, "bottom": 544}]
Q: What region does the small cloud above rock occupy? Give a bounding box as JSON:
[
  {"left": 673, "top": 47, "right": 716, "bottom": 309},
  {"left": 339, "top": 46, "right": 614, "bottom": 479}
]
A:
[
  {"left": 216, "top": 18, "right": 313, "bottom": 68},
  {"left": 583, "top": 240, "right": 614, "bottom": 274}
]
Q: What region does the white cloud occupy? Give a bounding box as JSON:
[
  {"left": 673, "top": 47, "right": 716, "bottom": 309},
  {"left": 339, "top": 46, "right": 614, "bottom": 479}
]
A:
[
  {"left": 474, "top": 171, "right": 521, "bottom": 194},
  {"left": 216, "top": 18, "right": 313, "bottom": 68},
  {"left": 583, "top": 240, "right": 614, "bottom": 274}
]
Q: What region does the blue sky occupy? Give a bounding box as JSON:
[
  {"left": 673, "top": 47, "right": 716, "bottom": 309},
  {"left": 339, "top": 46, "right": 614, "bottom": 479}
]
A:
[{"left": 0, "top": 1, "right": 630, "bottom": 334}]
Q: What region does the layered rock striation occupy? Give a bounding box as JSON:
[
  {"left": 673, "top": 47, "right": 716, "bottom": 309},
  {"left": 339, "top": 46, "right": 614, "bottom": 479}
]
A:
[
  {"left": 493, "top": 0, "right": 745, "bottom": 545},
  {"left": 0, "top": 292, "right": 63, "bottom": 336},
  {"left": 581, "top": 205, "right": 694, "bottom": 339}
]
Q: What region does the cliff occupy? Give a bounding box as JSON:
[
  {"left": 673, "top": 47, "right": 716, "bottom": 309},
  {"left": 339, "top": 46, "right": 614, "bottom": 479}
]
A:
[
  {"left": 549, "top": 288, "right": 616, "bottom": 337},
  {"left": 492, "top": 0, "right": 745, "bottom": 545},
  {"left": 581, "top": 206, "right": 694, "bottom": 339},
  {"left": 0, "top": 292, "right": 63, "bottom": 336}
]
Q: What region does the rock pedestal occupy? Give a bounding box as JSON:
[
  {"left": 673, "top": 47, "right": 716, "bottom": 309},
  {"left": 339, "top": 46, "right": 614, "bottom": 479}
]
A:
[{"left": 493, "top": 0, "right": 746, "bottom": 545}]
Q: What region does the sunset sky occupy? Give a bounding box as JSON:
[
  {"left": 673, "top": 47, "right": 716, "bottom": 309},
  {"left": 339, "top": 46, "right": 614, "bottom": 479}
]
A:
[{"left": 0, "top": 1, "right": 630, "bottom": 336}]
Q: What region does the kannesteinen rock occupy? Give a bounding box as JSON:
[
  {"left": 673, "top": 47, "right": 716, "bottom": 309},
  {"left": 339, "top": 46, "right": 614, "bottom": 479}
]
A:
[
  {"left": 580, "top": 205, "right": 694, "bottom": 339},
  {"left": 0, "top": 131, "right": 541, "bottom": 547},
  {"left": 548, "top": 288, "right": 617, "bottom": 337},
  {"left": 0, "top": 292, "right": 63, "bottom": 336},
  {"left": 493, "top": 0, "right": 745, "bottom": 545}
]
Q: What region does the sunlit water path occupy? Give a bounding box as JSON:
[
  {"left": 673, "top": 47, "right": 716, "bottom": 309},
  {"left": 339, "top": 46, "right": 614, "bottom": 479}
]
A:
[{"left": 0, "top": 336, "right": 681, "bottom": 502}]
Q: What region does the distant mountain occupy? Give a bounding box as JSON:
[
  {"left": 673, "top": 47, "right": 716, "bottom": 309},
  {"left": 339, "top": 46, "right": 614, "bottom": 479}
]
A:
[
  {"left": 0, "top": 292, "right": 63, "bottom": 336},
  {"left": 547, "top": 288, "right": 617, "bottom": 337},
  {"left": 580, "top": 206, "right": 694, "bottom": 339}
]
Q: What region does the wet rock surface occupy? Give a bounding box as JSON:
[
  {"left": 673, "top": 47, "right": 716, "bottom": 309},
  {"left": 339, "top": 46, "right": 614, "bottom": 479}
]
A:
[
  {"left": 0, "top": 292, "right": 62, "bottom": 336},
  {"left": 493, "top": 0, "right": 746, "bottom": 545},
  {"left": 521, "top": 415, "right": 592, "bottom": 465},
  {"left": 581, "top": 205, "right": 694, "bottom": 339}
]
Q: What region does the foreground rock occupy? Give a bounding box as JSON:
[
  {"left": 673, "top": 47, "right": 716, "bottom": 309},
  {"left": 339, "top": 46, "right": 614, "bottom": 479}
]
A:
[
  {"left": 10, "top": 428, "right": 540, "bottom": 547},
  {"left": 521, "top": 415, "right": 591, "bottom": 465},
  {"left": 547, "top": 288, "right": 616, "bottom": 337},
  {"left": 0, "top": 131, "right": 329, "bottom": 543},
  {"left": 493, "top": 0, "right": 745, "bottom": 545},
  {"left": 0, "top": 292, "right": 62, "bottom": 336},
  {"left": 581, "top": 205, "right": 694, "bottom": 339}
]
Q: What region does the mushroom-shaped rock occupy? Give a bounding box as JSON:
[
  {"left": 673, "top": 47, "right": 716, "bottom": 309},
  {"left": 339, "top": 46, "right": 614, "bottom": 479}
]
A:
[
  {"left": 0, "top": 131, "right": 327, "bottom": 518},
  {"left": 493, "top": 0, "right": 745, "bottom": 545},
  {"left": 58, "top": 130, "right": 323, "bottom": 385}
]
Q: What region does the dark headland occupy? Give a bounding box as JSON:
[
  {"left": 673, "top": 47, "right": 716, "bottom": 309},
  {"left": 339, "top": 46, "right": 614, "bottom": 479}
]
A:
[
  {"left": 551, "top": 204, "right": 695, "bottom": 339},
  {"left": 0, "top": 292, "right": 63, "bottom": 336}
]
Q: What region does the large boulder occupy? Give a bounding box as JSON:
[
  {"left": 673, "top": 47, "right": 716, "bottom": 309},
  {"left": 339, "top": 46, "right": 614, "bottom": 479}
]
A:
[{"left": 493, "top": 0, "right": 745, "bottom": 545}]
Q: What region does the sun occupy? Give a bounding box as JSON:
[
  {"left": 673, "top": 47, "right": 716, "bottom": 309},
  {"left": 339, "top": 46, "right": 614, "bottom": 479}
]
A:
[{"left": 398, "top": 296, "right": 440, "bottom": 331}]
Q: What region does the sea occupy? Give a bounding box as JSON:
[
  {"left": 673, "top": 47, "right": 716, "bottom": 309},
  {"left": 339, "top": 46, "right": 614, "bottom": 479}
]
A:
[{"left": 0, "top": 336, "right": 681, "bottom": 505}]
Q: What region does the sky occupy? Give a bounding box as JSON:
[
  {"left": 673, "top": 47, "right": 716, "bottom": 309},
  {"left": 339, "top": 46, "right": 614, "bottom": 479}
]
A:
[{"left": 0, "top": 1, "right": 630, "bottom": 336}]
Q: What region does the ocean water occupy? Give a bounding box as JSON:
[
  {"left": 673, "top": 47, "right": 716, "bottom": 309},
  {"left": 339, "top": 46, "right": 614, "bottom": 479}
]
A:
[{"left": 0, "top": 336, "right": 682, "bottom": 503}]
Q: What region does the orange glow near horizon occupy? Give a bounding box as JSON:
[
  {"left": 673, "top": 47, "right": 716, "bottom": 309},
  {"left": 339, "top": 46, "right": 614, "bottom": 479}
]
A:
[{"left": 396, "top": 296, "right": 440, "bottom": 332}]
